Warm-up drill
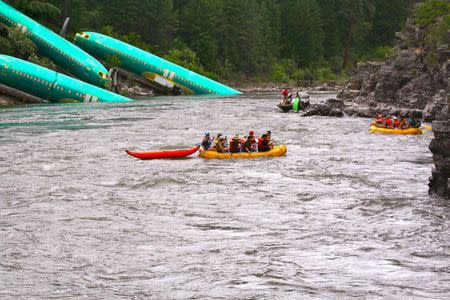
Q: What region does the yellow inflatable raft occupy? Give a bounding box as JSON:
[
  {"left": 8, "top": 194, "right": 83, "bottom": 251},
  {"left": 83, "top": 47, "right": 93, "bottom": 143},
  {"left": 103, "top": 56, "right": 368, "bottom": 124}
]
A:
[
  {"left": 369, "top": 125, "right": 422, "bottom": 135},
  {"left": 422, "top": 124, "right": 432, "bottom": 131},
  {"left": 199, "top": 144, "right": 287, "bottom": 159}
]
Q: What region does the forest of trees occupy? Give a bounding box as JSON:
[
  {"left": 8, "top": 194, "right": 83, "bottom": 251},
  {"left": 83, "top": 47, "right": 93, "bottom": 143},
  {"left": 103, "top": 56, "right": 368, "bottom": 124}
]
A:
[{"left": 1, "top": 0, "right": 426, "bottom": 84}]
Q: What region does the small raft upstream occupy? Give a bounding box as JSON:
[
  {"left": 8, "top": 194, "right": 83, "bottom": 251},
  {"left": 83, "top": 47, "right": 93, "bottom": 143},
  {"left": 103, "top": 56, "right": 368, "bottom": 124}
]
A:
[
  {"left": 369, "top": 125, "right": 422, "bottom": 135},
  {"left": 199, "top": 145, "right": 287, "bottom": 159},
  {"left": 126, "top": 146, "right": 200, "bottom": 160}
]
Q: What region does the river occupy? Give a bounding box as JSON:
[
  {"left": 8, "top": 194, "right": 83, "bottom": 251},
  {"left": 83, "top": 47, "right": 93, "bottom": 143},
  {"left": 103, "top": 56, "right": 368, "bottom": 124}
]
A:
[{"left": 0, "top": 93, "right": 449, "bottom": 299}]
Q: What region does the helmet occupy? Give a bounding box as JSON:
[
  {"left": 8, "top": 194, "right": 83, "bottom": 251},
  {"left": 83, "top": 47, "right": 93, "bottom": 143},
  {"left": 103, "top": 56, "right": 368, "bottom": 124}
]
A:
[
  {"left": 204, "top": 131, "right": 210, "bottom": 136},
  {"left": 249, "top": 130, "right": 254, "bottom": 135}
]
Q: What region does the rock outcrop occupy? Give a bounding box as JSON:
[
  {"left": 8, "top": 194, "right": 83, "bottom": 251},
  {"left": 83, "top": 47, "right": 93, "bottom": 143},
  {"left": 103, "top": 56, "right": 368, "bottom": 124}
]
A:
[
  {"left": 429, "top": 111, "right": 450, "bottom": 198},
  {"left": 336, "top": 16, "right": 449, "bottom": 121},
  {"left": 305, "top": 9, "right": 450, "bottom": 197},
  {"left": 303, "top": 98, "right": 344, "bottom": 117}
]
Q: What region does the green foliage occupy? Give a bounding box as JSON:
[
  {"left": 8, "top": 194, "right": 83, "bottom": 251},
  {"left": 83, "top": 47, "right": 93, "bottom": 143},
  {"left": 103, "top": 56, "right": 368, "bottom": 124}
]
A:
[
  {"left": 0, "top": 24, "right": 58, "bottom": 70},
  {"left": 428, "top": 14, "right": 450, "bottom": 45},
  {"left": 7, "top": 28, "right": 37, "bottom": 59},
  {"left": 28, "top": 54, "right": 57, "bottom": 70},
  {"left": 99, "top": 26, "right": 157, "bottom": 54},
  {"left": 11, "top": 0, "right": 61, "bottom": 20},
  {"left": 415, "top": 0, "right": 450, "bottom": 26},
  {"left": 291, "top": 66, "right": 346, "bottom": 85},
  {"left": 3, "top": 0, "right": 417, "bottom": 83},
  {"left": 373, "top": 46, "right": 395, "bottom": 60},
  {"left": 358, "top": 46, "right": 395, "bottom": 62},
  {"left": 105, "top": 54, "right": 123, "bottom": 68},
  {"left": 0, "top": 36, "right": 13, "bottom": 56},
  {"left": 270, "top": 62, "right": 291, "bottom": 83},
  {"left": 368, "top": 0, "right": 410, "bottom": 46},
  {"left": 163, "top": 42, "right": 219, "bottom": 80},
  {"left": 281, "top": 0, "right": 324, "bottom": 67},
  {"left": 415, "top": 0, "right": 450, "bottom": 50}
]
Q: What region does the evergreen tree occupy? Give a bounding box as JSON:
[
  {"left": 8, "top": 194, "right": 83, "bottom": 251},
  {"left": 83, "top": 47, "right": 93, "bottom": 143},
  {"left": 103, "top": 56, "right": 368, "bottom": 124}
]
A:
[
  {"left": 339, "top": 0, "right": 375, "bottom": 69},
  {"left": 141, "top": 0, "right": 178, "bottom": 52},
  {"left": 218, "top": 0, "right": 263, "bottom": 74},
  {"left": 2, "top": 0, "right": 416, "bottom": 78},
  {"left": 179, "top": 0, "right": 222, "bottom": 70},
  {"left": 281, "top": 0, "right": 324, "bottom": 67},
  {"left": 259, "top": 0, "right": 282, "bottom": 69}
]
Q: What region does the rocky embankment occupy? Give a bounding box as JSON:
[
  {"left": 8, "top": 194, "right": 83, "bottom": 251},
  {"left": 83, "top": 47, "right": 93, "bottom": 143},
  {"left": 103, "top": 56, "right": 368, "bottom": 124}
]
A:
[
  {"left": 304, "top": 18, "right": 448, "bottom": 119},
  {"left": 429, "top": 114, "right": 450, "bottom": 198},
  {"left": 302, "top": 14, "right": 449, "bottom": 198}
]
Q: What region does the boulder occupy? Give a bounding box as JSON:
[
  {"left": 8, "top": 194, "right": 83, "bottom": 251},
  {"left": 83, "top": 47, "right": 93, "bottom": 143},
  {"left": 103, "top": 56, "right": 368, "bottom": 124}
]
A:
[
  {"left": 423, "top": 90, "right": 449, "bottom": 121},
  {"left": 303, "top": 98, "right": 344, "bottom": 117}
]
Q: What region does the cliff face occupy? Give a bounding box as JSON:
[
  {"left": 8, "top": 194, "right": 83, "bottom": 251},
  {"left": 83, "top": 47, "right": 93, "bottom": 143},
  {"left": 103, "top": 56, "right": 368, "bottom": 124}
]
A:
[
  {"left": 339, "top": 17, "right": 449, "bottom": 120},
  {"left": 337, "top": 8, "right": 449, "bottom": 198},
  {"left": 429, "top": 114, "right": 450, "bottom": 198}
]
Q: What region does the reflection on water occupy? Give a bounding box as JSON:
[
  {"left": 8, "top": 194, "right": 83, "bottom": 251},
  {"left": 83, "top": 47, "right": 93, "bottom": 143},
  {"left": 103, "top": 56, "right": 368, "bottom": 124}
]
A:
[{"left": 0, "top": 93, "right": 449, "bottom": 299}]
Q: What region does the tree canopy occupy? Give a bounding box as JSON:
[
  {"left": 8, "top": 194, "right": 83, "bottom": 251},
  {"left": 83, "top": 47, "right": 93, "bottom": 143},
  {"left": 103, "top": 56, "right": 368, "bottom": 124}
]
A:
[{"left": 5, "top": 0, "right": 418, "bottom": 82}]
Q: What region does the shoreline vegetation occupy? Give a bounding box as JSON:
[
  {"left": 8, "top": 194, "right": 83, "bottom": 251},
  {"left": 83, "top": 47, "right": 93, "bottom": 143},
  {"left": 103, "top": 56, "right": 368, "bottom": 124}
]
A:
[
  {"left": 0, "top": 81, "right": 342, "bottom": 106},
  {"left": 0, "top": 0, "right": 447, "bottom": 109},
  {"left": 0, "top": 0, "right": 414, "bottom": 105}
]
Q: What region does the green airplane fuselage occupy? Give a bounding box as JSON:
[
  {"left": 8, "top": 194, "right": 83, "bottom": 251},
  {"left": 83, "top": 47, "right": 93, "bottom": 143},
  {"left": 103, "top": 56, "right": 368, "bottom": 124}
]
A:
[
  {"left": 74, "top": 32, "right": 241, "bottom": 95},
  {"left": 0, "top": 55, "right": 131, "bottom": 103},
  {"left": 0, "top": 0, "right": 110, "bottom": 88}
]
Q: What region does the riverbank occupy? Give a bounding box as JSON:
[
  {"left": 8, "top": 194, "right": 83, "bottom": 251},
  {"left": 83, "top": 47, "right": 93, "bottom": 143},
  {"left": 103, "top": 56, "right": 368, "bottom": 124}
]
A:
[
  {"left": 0, "top": 84, "right": 44, "bottom": 106},
  {"left": 0, "top": 80, "right": 343, "bottom": 106}
]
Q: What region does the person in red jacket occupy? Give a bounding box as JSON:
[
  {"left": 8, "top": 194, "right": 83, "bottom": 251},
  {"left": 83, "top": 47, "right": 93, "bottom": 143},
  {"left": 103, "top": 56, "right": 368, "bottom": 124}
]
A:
[
  {"left": 229, "top": 134, "right": 242, "bottom": 153},
  {"left": 258, "top": 134, "right": 271, "bottom": 152},
  {"left": 281, "top": 89, "right": 289, "bottom": 105},
  {"left": 385, "top": 117, "right": 393, "bottom": 128},
  {"left": 393, "top": 117, "right": 401, "bottom": 128}
]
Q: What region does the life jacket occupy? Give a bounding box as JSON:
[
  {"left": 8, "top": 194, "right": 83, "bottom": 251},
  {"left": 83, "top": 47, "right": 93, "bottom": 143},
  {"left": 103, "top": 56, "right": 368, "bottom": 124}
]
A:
[
  {"left": 201, "top": 137, "right": 211, "bottom": 150},
  {"left": 244, "top": 139, "right": 252, "bottom": 152},
  {"left": 229, "top": 139, "right": 241, "bottom": 153},
  {"left": 292, "top": 97, "right": 300, "bottom": 111},
  {"left": 258, "top": 138, "right": 270, "bottom": 152}
]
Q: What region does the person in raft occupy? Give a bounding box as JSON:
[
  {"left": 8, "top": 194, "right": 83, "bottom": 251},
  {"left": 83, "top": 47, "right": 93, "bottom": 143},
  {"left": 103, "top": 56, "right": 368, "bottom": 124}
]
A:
[
  {"left": 371, "top": 114, "right": 420, "bottom": 129},
  {"left": 212, "top": 135, "right": 228, "bottom": 153},
  {"left": 407, "top": 114, "right": 421, "bottom": 128},
  {"left": 209, "top": 133, "right": 222, "bottom": 152},
  {"left": 258, "top": 134, "right": 272, "bottom": 152},
  {"left": 247, "top": 130, "right": 258, "bottom": 152},
  {"left": 291, "top": 92, "right": 301, "bottom": 112},
  {"left": 244, "top": 135, "right": 258, "bottom": 153},
  {"left": 229, "top": 134, "right": 243, "bottom": 153},
  {"left": 281, "top": 88, "right": 290, "bottom": 105},
  {"left": 265, "top": 130, "right": 275, "bottom": 148},
  {"left": 248, "top": 130, "right": 257, "bottom": 143},
  {"left": 201, "top": 132, "right": 212, "bottom": 151},
  {"left": 203, "top": 130, "right": 273, "bottom": 153}
]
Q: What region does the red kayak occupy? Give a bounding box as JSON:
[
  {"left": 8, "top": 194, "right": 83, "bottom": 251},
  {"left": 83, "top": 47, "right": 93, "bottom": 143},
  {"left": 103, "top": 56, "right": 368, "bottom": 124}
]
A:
[{"left": 126, "top": 145, "right": 200, "bottom": 160}]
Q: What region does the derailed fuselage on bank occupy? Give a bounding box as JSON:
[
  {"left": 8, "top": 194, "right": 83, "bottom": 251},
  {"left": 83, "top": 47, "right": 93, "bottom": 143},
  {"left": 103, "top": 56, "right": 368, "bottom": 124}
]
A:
[
  {"left": 0, "top": 0, "right": 110, "bottom": 88},
  {"left": 0, "top": 55, "right": 132, "bottom": 103},
  {"left": 74, "top": 32, "right": 241, "bottom": 96}
]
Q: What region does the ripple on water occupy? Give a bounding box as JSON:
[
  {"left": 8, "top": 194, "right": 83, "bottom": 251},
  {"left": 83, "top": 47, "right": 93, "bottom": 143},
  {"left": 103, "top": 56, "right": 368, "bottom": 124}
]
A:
[{"left": 0, "top": 94, "right": 448, "bottom": 299}]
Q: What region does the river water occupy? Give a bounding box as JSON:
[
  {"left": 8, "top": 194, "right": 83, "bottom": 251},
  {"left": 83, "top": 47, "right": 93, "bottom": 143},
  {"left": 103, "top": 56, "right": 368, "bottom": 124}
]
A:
[{"left": 0, "top": 93, "right": 449, "bottom": 299}]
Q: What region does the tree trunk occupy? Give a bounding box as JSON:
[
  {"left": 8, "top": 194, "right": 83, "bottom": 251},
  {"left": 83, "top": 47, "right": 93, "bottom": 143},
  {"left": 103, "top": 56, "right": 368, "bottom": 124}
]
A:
[
  {"left": 63, "top": 0, "right": 70, "bottom": 20},
  {"left": 342, "top": 17, "right": 355, "bottom": 70}
]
